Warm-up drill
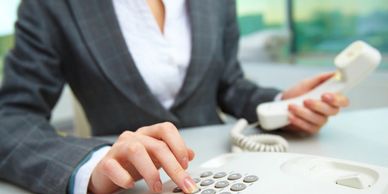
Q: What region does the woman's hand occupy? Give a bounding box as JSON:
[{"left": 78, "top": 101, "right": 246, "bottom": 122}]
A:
[
  {"left": 88, "top": 122, "right": 198, "bottom": 194},
  {"left": 282, "top": 72, "right": 349, "bottom": 134}
]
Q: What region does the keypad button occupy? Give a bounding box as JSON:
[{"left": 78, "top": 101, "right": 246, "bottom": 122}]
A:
[
  {"left": 219, "top": 192, "right": 232, "bottom": 194},
  {"left": 200, "top": 171, "right": 213, "bottom": 178},
  {"left": 230, "top": 183, "right": 247, "bottom": 191},
  {"left": 193, "top": 178, "right": 201, "bottom": 183},
  {"left": 173, "top": 186, "right": 182, "bottom": 193},
  {"left": 213, "top": 172, "right": 227, "bottom": 179},
  {"left": 227, "top": 173, "right": 242, "bottom": 180},
  {"left": 201, "top": 189, "right": 216, "bottom": 194},
  {"left": 243, "top": 175, "right": 259, "bottom": 183},
  {"left": 215, "top": 180, "right": 229, "bottom": 188},
  {"left": 200, "top": 179, "right": 215, "bottom": 186}
]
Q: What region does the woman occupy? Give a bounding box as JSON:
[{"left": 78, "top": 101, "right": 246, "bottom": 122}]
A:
[{"left": 0, "top": 0, "right": 348, "bottom": 193}]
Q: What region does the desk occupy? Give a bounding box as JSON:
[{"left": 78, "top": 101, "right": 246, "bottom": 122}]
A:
[{"left": 1, "top": 108, "right": 388, "bottom": 193}]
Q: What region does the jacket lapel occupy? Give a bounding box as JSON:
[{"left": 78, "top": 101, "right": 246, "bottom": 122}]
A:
[
  {"left": 171, "top": 0, "right": 217, "bottom": 109},
  {"left": 68, "top": 0, "right": 178, "bottom": 121}
]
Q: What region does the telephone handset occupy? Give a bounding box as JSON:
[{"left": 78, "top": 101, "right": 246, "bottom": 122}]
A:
[{"left": 257, "top": 41, "right": 381, "bottom": 130}]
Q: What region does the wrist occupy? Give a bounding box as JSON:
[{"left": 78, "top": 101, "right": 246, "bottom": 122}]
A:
[
  {"left": 87, "top": 160, "right": 123, "bottom": 194},
  {"left": 71, "top": 145, "right": 111, "bottom": 194}
]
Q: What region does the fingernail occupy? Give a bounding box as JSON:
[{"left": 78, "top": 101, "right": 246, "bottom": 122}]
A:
[
  {"left": 183, "top": 177, "right": 199, "bottom": 193},
  {"left": 182, "top": 157, "right": 189, "bottom": 169},
  {"left": 153, "top": 180, "right": 163, "bottom": 193},
  {"left": 324, "top": 93, "right": 333, "bottom": 102},
  {"left": 127, "top": 181, "right": 135, "bottom": 189}
]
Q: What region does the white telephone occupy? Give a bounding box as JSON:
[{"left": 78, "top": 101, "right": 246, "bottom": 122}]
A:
[
  {"left": 230, "top": 41, "right": 381, "bottom": 153},
  {"left": 158, "top": 153, "right": 388, "bottom": 194},
  {"left": 151, "top": 41, "right": 387, "bottom": 194}
]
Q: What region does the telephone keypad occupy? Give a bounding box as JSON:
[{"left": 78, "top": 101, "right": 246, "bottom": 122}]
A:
[
  {"left": 200, "top": 179, "right": 215, "bottom": 186},
  {"left": 243, "top": 175, "right": 258, "bottom": 183},
  {"left": 227, "top": 173, "right": 242, "bottom": 181},
  {"left": 171, "top": 171, "right": 258, "bottom": 193},
  {"left": 230, "top": 183, "right": 247, "bottom": 191},
  {"left": 200, "top": 171, "right": 213, "bottom": 178},
  {"left": 193, "top": 178, "right": 201, "bottom": 183},
  {"left": 201, "top": 189, "right": 216, "bottom": 194},
  {"left": 214, "top": 181, "right": 229, "bottom": 188},
  {"left": 213, "top": 172, "right": 227, "bottom": 179}
]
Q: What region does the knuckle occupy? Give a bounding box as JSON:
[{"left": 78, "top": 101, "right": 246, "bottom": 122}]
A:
[
  {"left": 161, "top": 122, "right": 176, "bottom": 132},
  {"left": 125, "top": 142, "right": 143, "bottom": 155},
  {"left": 172, "top": 166, "right": 185, "bottom": 176},
  {"left": 137, "top": 126, "right": 148, "bottom": 134},
  {"left": 100, "top": 158, "right": 113, "bottom": 173},
  {"left": 331, "top": 108, "right": 340, "bottom": 115},
  {"left": 119, "top": 131, "right": 134, "bottom": 140},
  {"left": 153, "top": 141, "right": 169, "bottom": 153}
]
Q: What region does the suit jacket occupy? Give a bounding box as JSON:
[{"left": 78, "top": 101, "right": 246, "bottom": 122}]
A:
[{"left": 0, "top": 0, "right": 280, "bottom": 193}]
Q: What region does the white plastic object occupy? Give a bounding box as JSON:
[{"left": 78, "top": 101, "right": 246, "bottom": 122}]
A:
[
  {"left": 230, "top": 119, "right": 288, "bottom": 152},
  {"left": 336, "top": 174, "right": 366, "bottom": 189},
  {"left": 154, "top": 153, "right": 388, "bottom": 194},
  {"left": 257, "top": 41, "right": 382, "bottom": 130}
]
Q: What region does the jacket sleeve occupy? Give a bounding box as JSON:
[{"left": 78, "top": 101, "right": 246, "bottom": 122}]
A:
[
  {"left": 0, "top": 1, "right": 108, "bottom": 193},
  {"left": 217, "top": 0, "right": 281, "bottom": 123}
]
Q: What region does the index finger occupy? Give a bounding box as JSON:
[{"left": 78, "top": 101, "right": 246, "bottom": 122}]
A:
[
  {"left": 140, "top": 136, "right": 199, "bottom": 194},
  {"left": 137, "top": 122, "right": 191, "bottom": 169}
]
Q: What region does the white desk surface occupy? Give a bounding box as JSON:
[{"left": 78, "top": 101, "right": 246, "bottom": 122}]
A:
[{"left": 1, "top": 107, "right": 388, "bottom": 193}]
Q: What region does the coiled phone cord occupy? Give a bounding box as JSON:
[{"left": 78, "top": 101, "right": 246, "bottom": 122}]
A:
[{"left": 230, "top": 119, "right": 289, "bottom": 153}]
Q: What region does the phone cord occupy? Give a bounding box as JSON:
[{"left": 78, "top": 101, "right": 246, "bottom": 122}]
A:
[{"left": 230, "top": 119, "right": 289, "bottom": 152}]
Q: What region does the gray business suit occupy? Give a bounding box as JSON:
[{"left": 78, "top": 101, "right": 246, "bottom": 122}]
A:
[{"left": 0, "top": 0, "right": 280, "bottom": 193}]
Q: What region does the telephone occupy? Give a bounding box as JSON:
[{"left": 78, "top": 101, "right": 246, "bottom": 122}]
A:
[
  {"left": 230, "top": 41, "right": 381, "bottom": 153},
  {"left": 158, "top": 153, "right": 388, "bottom": 194},
  {"left": 150, "top": 41, "right": 387, "bottom": 194}
]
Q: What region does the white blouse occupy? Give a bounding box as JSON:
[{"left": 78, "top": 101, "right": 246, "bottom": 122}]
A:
[{"left": 112, "top": 0, "right": 192, "bottom": 109}]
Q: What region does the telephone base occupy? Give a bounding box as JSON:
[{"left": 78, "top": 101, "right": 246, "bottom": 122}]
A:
[{"left": 154, "top": 153, "right": 388, "bottom": 194}]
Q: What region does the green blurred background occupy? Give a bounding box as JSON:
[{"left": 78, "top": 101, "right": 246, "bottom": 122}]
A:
[
  {"left": 237, "top": 0, "right": 388, "bottom": 67},
  {"left": 1, "top": 0, "right": 388, "bottom": 78}
]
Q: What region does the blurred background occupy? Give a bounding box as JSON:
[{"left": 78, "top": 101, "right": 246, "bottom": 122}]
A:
[
  {"left": 237, "top": 0, "right": 388, "bottom": 66},
  {"left": 1, "top": 0, "right": 387, "bottom": 74},
  {"left": 1, "top": 0, "right": 388, "bottom": 133}
]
